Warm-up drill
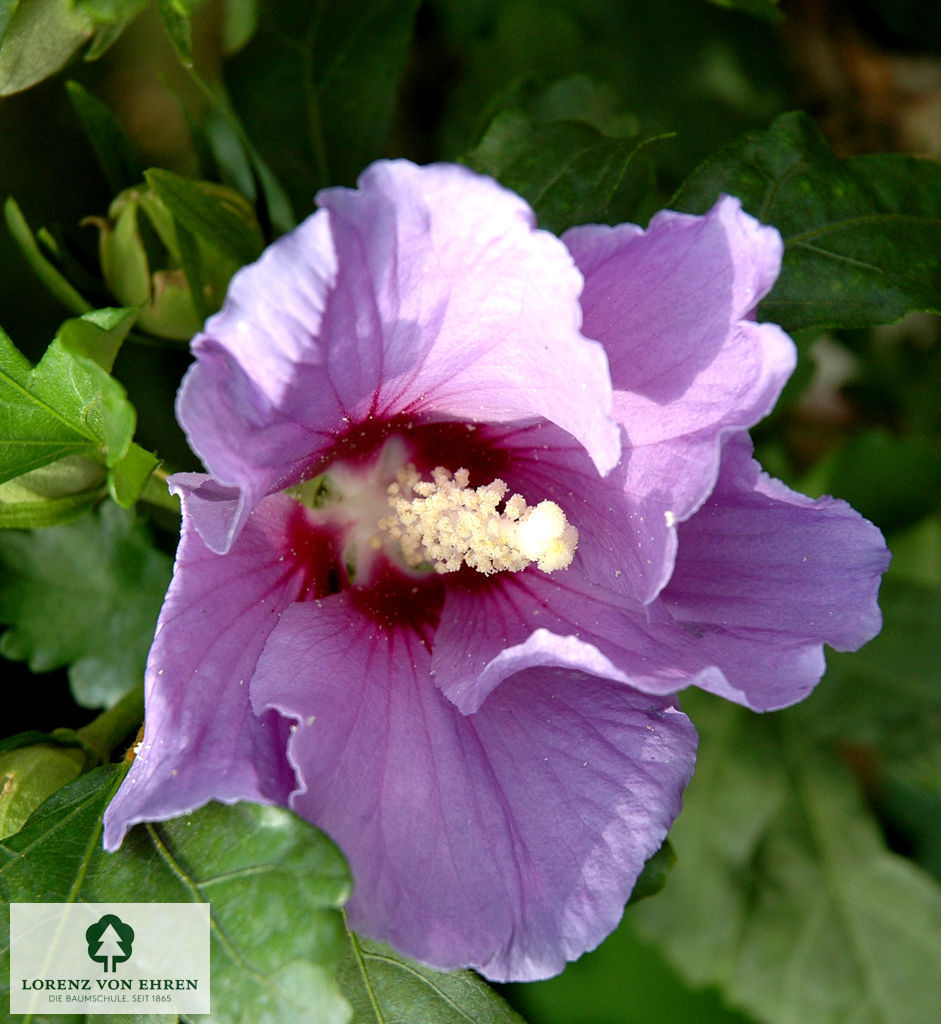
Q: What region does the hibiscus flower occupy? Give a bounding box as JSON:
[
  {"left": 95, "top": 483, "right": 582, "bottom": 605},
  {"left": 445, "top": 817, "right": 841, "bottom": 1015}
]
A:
[{"left": 103, "top": 161, "right": 889, "bottom": 981}]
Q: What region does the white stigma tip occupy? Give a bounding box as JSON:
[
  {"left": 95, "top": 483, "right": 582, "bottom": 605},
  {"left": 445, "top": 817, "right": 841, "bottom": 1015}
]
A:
[{"left": 379, "top": 465, "right": 578, "bottom": 576}]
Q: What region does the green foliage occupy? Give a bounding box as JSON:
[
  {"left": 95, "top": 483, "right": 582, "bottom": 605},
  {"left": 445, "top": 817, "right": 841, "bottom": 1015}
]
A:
[
  {"left": 93, "top": 173, "right": 264, "bottom": 339},
  {"left": 0, "top": 0, "right": 145, "bottom": 96},
  {"left": 628, "top": 839, "right": 676, "bottom": 906},
  {"left": 0, "top": 502, "right": 172, "bottom": 708},
  {"left": 338, "top": 933, "right": 526, "bottom": 1024},
  {"left": 508, "top": 917, "right": 754, "bottom": 1024},
  {"left": 804, "top": 578, "right": 941, "bottom": 797},
  {"left": 156, "top": 0, "right": 195, "bottom": 67},
  {"left": 814, "top": 429, "right": 941, "bottom": 533},
  {"left": 672, "top": 111, "right": 941, "bottom": 333},
  {"left": 4, "top": 197, "right": 93, "bottom": 317},
  {"left": 0, "top": 307, "right": 159, "bottom": 517},
  {"left": 224, "top": 0, "right": 422, "bottom": 219},
  {"left": 464, "top": 109, "right": 662, "bottom": 234},
  {"left": 631, "top": 690, "right": 941, "bottom": 1024},
  {"left": 66, "top": 80, "right": 144, "bottom": 196},
  {"left": 143, "top": 168, "right": 264, "bottom": 270},
  {"left": 433, "top": 0, "right": 788, "bottom": 193},
  {"left": 0, "top": 765, "right": 353, "bottom": 1024},
  {"left": 0, "top": 739, "right": 85, "bottom": 839}
]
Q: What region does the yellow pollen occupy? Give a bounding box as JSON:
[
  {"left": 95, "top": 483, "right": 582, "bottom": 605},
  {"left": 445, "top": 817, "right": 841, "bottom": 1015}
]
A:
[{"left": 379, "top": 465, "right": 578, "bottom": 575}]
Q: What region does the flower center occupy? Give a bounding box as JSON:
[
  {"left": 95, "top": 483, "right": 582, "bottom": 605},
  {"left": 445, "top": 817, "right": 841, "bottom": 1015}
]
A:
[
  {"left": 290, "top": 439, "right": 578, "bottom": 584},
  {"left": 379, "top": 464, "right": 577, "bottom": 575}
]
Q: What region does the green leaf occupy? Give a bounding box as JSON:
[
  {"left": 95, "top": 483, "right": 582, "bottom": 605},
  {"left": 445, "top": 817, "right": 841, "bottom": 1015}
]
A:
[
  {"left": 224, "top": 0, "right": 421, "bottom": 217},
  {"left": 632, "top": 693, "right": 941, "bottom": 1024},
  {"left": 184, "top": 78, "right": 295, "bottom": 234},
  {"left": 4, "top": 197, "right": 92, "bottom": 315},
  {"left": 108, "top": 441, "right": 159, "bottom": 509},
  {"left": 144, "top": 167, "right": 263, "bottom": 268},
  {"left": 0, "top": 0, "right": 145, "bottom": 95},
  {"left": 0, "top": 765, "right": 353, "bottom": 1024},
  {"left": 156, "top": 0, "right": 194, "bottom": 66},
  {"left": 671, "top": 111, "right": 941, "bottom": 333},
  {"left": 65, "top": 80, "right": 143, "bottom": 195},
  {"left": 802, "top": 577, "right": 941, "bottom": 792},
  {"left": 0, "top": 502, "right": 172, "bottom": 708},
  {"left": 0, "top": 308, "right": 152, "bottom": 503},
  {"left": 219, "top": 0, "right": 258, "bottom": 54},
  {"left": 0, "top": 742, "right": 85, "bottom": 839},
  {"left": 465, "top": 111, "right": 662, "bottom": 234},
  {"left": 627, "top": 839, "right": 675, "bottom": 905},
  {"left": 56, "top": 305, "right": 136, "bottom": 374},
  {"left": 338, "top": 931, "right": 524, "bottom": 1024},
  {"left": 0, "top": 0, "right": 94, "bottom": 95}
]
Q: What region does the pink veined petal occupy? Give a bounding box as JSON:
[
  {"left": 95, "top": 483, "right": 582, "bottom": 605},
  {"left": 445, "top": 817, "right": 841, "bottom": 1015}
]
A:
[
  {"left": 431, "top": 563, "right": 726, "bottom": 715},
  {"left": 314, "top": 161, "right": 617, "bottom": 469},
  {"left": 250, "top": 595, "right": 697, "bottom": 982},
  {"left": 178, "top": 160, "right": 619, "bottom": 552},
  {"left": 565, "top": 196, "right": 795, "bottom": 598},
  {"left": 654, "top": 433, "right": 891, "bottom": 710},
  {"left": 103, "top": 484, "right": 331, "bottom": 850},
  {"left": 176, "top": 212, "right": 338, "bottom": 552}
]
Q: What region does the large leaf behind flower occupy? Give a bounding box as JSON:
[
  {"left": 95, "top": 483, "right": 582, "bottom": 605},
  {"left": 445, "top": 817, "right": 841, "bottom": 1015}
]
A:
[
  {"left": 338, "top": 933, "right": 526, "bottom": 1024},
  {"left": 0, "top": 503, "right": 171, "bottom": 708},
  {"left": 672, "top": 111, "right": 941, "bottom": 333},
  {"left": 799, "top": 576, "right": 941, "bottom": 874},
  {"left": 224, "top": 0, "right": 422, "bottom": 220},
  {"left": 0, "top": 765, "right": 352, "bottom": 1024},
  {"left": 631, "top": 687, "right": 941, "bottom": 1024},
  {"left": 464, "top": 111, "right": 661, "bottom": 235}
]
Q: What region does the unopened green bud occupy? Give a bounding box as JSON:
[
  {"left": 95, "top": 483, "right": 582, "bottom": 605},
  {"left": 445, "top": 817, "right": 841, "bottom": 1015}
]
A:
[{"left": 92, "top": 181, "right": 263, "bottom": 341}]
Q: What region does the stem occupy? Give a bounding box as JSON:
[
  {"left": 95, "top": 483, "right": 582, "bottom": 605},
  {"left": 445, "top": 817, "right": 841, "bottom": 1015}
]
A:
[{"left": 74, "top": 686, "right": 145, "bottom": 764}]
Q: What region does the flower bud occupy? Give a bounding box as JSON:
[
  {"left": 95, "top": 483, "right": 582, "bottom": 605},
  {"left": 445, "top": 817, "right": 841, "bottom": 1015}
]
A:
[{"left": 93, "top": 182, "right": 263, "bottom": 341}]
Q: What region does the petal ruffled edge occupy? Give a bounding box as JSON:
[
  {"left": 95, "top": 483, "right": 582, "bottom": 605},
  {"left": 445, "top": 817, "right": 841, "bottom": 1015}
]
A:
[
  {"left": 656, "top": 433, "right": 891, "bottom": 710},
  {"left": 250, "top": 593, "right": 697, "bottom": 981},
  {"left": 565, "top": 197, "right": 795, "bottom": 596},
  {"left": 103, "top": 486, "right": 331, "bottom": 848}
]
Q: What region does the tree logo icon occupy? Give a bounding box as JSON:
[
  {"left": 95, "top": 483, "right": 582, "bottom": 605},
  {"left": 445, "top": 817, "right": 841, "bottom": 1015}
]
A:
[{"left": 85, "top": 913, "right": 135, "bottom": 972}]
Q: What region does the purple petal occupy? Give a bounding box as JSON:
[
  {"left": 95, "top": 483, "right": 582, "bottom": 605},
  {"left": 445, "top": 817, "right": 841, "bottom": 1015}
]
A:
[
  {"left": 164, "top": 472, "right": 245, "bottom": 557},
  {"left": 565, "top": 197, "right": 795, "bottom": 595},
  {"left": 315, "top": 162, "right": 617, "bottom": 467},
  {"left": 176, "top": 213, "right": 338, "bottom": 552},
  {"left": 251, "top": 596, "right": 697, "bottom": 981},
  {"left": 656, "top": 434, "right": 891, "bottom": 710},
  {"left": 103, "top": 485, "right": 332, "bottom": 849},
  {"left": 431, "top": 565, "right": 722, "bottom": 715},
  {"left": 487, "top": 419, "right": 678, "bottom": 605},
  {"left": 178, "top": 161, "right": 619, "bottom": 551}
]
